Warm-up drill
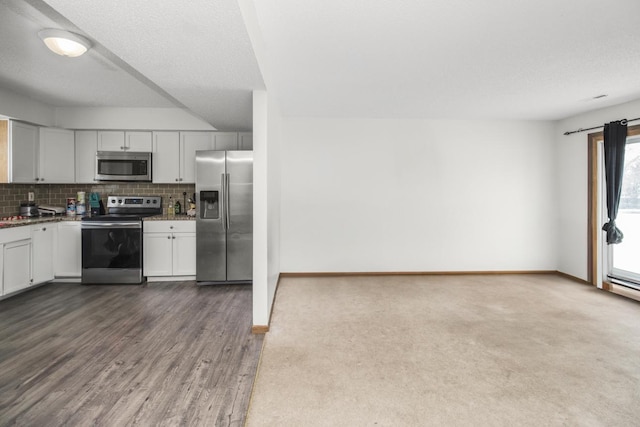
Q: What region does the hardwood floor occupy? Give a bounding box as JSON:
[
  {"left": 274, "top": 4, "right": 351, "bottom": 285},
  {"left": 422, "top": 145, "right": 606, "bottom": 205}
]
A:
[{"left": 0, "top": 281, "right": 263, "bottom": 426}]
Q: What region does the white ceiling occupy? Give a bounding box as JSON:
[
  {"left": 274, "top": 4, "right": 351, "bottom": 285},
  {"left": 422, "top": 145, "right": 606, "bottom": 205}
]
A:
[
  {"left": 1, "top": 0, "right": 639, "bottom": 130},
  {"left": 253, "top": 0, "right": 640, "bottom": 121},
  {"left": 0, "top": 0, "right": 264, "bottom": 130}
]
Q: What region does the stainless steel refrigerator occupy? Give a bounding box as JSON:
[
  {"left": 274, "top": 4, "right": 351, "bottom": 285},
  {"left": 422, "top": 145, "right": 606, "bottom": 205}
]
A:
[{"left": 195, "top": 150, "right": 253, "bottom": 283}]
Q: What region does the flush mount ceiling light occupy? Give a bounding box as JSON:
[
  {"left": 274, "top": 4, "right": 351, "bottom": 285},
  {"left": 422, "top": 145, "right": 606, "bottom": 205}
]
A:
[{"left": 38, "top": 29, "right": 91, "bottom": 57}]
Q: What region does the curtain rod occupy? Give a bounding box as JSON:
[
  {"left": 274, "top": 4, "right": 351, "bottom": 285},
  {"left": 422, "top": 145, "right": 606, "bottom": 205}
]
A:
[{"left": 563, "top": 117, "right": 640, "bottom": 135}]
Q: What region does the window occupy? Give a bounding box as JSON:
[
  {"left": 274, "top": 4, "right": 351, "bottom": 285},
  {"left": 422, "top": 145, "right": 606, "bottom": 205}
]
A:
[{"left": 609, "top": 136, "right": 640, "bottom": 287}]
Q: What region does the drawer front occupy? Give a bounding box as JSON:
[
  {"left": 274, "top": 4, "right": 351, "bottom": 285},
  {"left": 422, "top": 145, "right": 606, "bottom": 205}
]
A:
[
  {"left": 0, "top": 226, "right": 31, "bottom": 244},
  {"left": 143, "top": 220, "right": 195, "bottom": 233}
]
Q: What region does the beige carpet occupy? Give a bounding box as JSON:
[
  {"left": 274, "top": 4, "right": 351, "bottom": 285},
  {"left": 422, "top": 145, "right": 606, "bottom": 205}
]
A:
[{"left": 245, "top": 274, "right": 640, "bottom": 426}]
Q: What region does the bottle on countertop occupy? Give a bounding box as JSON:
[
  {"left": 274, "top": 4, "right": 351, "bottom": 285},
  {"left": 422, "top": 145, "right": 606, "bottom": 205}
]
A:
[
  {"left": 174, "top": 200, "right": 181, "bottom": 215},
  {"left": 168, "top": 196, "right": 175, "bottom": 217}
]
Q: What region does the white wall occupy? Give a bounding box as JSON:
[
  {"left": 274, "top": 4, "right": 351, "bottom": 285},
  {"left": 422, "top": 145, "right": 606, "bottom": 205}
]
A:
[
  {"left": 266, "top": 91, "right": 281, "bottom": 319},
  {"left": 54, "top": 107, "right": 216, "bottom": 130},
  {"left": 0, "top": 87, "right": 55, "bottom": 126},
  {"left": 240, "top": 0, "right": 282, "bottom": 328},
  {"left": 280, "top": 118, "right": 557, "bottom": 273},
  {"left": 555, "top": 98, "right": 640, "bottom": 281},
  {"left": 252, "top": 90, "right": 282, "bottom": 327}
]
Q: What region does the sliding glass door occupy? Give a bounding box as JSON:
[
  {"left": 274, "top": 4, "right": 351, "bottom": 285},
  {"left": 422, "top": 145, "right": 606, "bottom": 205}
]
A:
[{"left": 608, "top": 136, "right": 640, "bottom": 287}]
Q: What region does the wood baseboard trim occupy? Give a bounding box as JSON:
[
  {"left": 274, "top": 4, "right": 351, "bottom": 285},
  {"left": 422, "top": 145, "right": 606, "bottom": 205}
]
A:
[
  {"left": 280, "top": 270, "right": 557, "bottom": 278},
  {"left": 251, "top": 274, "right": 282, "bottom": 335},
  {"left": 251, "top": 325, "right": 269, "bottom": 334}
]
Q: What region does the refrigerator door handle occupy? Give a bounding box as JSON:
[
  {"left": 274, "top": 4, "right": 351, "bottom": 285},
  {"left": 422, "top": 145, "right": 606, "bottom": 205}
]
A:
[
  {"left": 221, "top": 173, "right": 227, "bottom": 230},
  {"left": 225, "top": 173, "right": 231, "bottom": 229}
]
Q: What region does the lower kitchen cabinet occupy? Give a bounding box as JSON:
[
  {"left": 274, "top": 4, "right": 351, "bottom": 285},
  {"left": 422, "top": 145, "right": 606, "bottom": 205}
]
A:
[
  {"left": 3, "top": 239, "right": 31, "bottom": 295},
  {"left": 55, "top": 221, "right": 82, "bottom": 277},
  {"left": 1, "top": 226, "right": 32, "bottom": 296},
  {"left": 172, "top": 233, "right": 196, "bottom": 275},
  {"left": 31, "top": 224, "right": 54, "bottom": 285},
  {"left": 143, "top": 221, "right": 196, "bottom": 278}
]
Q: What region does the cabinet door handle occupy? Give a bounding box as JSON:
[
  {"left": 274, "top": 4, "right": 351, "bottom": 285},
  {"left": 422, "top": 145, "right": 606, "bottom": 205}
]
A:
[
  {"left": 167, "top": 236, "right": 171, "bottom": 239},
  {"left": 175, "top": 178, "right": 179, "bottom": 182},
  {"left": 42, "top": 227, "right": 46, "bottom": 231},
  {"left": 172, "top": 236, "right": 176, "bottom": 239}
]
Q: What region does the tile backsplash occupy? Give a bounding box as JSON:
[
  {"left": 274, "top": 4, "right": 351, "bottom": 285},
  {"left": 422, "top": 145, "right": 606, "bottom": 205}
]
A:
[{"left": 0, "top": 183, "right": 195, "bottom": 216}]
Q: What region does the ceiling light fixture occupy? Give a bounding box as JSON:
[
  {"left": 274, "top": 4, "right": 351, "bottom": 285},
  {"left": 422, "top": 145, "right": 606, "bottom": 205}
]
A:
[{"left": 38, "top": 29, "right": 91, "bottom": 57}]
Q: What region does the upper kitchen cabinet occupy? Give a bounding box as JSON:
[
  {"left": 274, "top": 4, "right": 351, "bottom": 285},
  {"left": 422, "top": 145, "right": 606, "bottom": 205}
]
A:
[
  {"left": 153, "top": 131, "right": 252, "bottom": 184},
  {"left": 152, "top": 131, "right": 181, "bottom": 183},
  {"left": 179, "top": 131, "right": 215, "bottom": 183},
  {"left": 38, "top": 128, "right": 75, "bottom": 183},
  {"left": 98, "top": 131, "right": 152, "bottom": 152},
  {"left": 213, "top": 132, "right": 238, "bottom": 150},
  {"left": 75, "top": 131, "right": 98, "bottom": 183},
  {"left": 239, "top": 132, "right": 253, "bottom": 150},
  {"left": 10, "top": 121, "right": 38, "bottom": 183},
  {"left": 11, "top": 122, "right": 75, "bottom": 184}
]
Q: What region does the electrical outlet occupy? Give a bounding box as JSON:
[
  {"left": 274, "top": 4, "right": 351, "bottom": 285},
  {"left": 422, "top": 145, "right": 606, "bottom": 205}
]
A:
[{"left": 28, "top": 192, "right": 35, "bottom": 202}]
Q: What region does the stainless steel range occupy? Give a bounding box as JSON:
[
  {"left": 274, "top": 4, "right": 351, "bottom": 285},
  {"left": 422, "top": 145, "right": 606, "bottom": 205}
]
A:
[{"left": 81, "top": 195, "right": 162, "bottom": 284}]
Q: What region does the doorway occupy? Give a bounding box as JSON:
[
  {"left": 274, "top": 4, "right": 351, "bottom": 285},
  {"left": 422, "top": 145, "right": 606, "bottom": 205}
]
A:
[{"left": 588, "top": 125, "right": 640, "bottom": 289}]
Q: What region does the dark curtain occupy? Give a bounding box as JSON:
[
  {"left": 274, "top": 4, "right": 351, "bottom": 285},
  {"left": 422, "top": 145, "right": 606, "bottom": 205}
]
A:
[{"left": 602, "top": 120, "right": 627, "bottom": 244}]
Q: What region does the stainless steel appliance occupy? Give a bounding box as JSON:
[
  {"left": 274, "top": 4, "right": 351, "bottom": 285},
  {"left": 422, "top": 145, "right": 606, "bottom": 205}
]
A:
[
  {"left": 95, "top": 151, "right": 152, "bottom": 182},
  {"left": 81, "top": 195, "right": 162, "bottom": 284},
  {"left": 196, "top": 150, "right": 253, "bottom": 283},
  {"left": 38, "top": 205, "right": 65, "bottom": 215},
  {"left": 19, "top": 202, "right": 39, "bottom": 216}
]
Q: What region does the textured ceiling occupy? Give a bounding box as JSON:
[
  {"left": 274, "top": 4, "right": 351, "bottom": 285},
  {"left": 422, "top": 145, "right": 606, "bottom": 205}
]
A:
[
  {"left": 0, "top": 0, "right": 178, "bottom": 109},
  {"left": 0, "top": 0, "right": 264, "bottom": 130},
  {"left": 253, "top": 0, "right": 640, "bottom": 120},
  {"left": 42, "top": 0, "right": 265, "bottom": 130},
  {"left": 1, "top": 0, "right": 639, "bottom": 130}
]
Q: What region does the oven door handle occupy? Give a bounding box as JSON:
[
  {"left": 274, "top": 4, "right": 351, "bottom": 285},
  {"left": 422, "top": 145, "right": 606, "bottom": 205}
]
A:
[{"left": 81, "top": 222, "right": 141, "bottom": 229}]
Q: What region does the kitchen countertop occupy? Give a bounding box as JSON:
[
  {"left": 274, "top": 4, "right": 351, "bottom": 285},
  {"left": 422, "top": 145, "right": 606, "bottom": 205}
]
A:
[
  {"left": 144, "top": 214, "right": 196, "bottom": 221},
  {"left": 0, "top": 213, "right": 196, "bottom": 229},
  {"left": 0, "top": 215, "right": 82, "bottom": 229}
]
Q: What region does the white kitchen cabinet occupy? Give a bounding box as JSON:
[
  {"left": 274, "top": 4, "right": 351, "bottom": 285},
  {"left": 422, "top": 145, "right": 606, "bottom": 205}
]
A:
[
  {"left": 126, "top": 131, "right": 153, "bottom": 152},
  {"left": 143, "top": 221, "right": 196, "bottom": 278},
  {"left": 239, "top": 132, "right": 253, "bottom": 150},
  {"left": 143, "top": 232, "right": 174, "bottom": 276},
  {"left": 97, "top": 131, "right": 124, "bottom": 151},
  {"left": 1, "top": 226, "right": 32, "bottom": 296},
  {"left": 152, "top": 131, "right": 181, "bottom": 183},
  {"left": 55, "top": 221, "right": 81, "bottom": 277},
  {"left": 213, "top": 132, "right": 239, "bottom": 150},
  {"left": 11, "top": 124, "right": 75, "bottom": 184},
  {"left": 10, "top": 121, "right": 39, "bottom": 183},
  {"left": 153, "top": 132, "right": 248, "bottom": 183},
  {"left": 98, "top": 131, "right": 152, "bottom": 152},
  {"left": 3, "top": 239, "right": 31, "bottom": 295},
  {"left": 180, "top": 132, "right": 214, "bottom": 183},
  {"left": 172, "top": 233, "right": 197, "bottom": 276},
  {"left": 39, "top": 128, "right": 75, "bottom": 183},
  {"left": 31, "top": 223, "right": 55, "bottom": 285},
  {"left": 75, "top": 130, "right": 98, "bottom": 183}
]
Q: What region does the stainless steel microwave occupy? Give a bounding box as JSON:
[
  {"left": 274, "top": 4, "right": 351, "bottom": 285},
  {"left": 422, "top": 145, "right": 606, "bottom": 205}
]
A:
[{"left": 95, "top": 151, "right": 152, "bottom": 182}]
